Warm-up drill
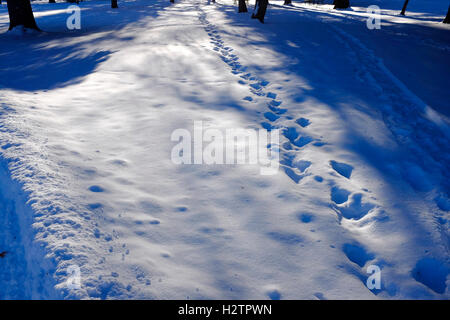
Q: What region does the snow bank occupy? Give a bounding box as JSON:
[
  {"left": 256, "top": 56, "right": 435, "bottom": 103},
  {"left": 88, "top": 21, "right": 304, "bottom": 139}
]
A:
[{"left": 0, "top": 159, "right": 59, "bottom": 299}]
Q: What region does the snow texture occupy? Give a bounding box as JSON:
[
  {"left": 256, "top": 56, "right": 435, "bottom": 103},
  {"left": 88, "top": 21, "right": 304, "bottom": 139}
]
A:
[{"left": 0, "top": 0, "right": 449, "bottom": 299}]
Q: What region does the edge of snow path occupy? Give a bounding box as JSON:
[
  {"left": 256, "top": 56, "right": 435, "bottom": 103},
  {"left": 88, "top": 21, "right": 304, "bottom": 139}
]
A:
[{"left": 0, "top": 158, "right": 60, "bottom": 299}]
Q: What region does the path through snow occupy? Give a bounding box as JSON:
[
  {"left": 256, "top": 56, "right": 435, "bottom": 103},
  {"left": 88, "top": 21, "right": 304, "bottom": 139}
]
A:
[{"left": 0, "top": 0, "right": 449, "bottom": 299}]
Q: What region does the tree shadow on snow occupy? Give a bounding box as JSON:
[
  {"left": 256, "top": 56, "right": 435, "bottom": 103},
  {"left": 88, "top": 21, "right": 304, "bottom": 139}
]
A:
[
  {"left": 0, "top": 0, "right": 172, "bottom": 91},
  {"left": 212, "top": 3, "right": 450, "bottom": 298}
]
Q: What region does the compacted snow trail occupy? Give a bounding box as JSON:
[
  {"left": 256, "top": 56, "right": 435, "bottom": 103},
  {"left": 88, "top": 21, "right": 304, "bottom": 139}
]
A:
[{"left": 0, "top": 0, "right": 448, "bottom": 299}]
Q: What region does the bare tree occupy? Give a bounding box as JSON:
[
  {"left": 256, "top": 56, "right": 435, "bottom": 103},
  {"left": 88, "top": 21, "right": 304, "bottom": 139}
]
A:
[
  {"left": 400, "top": 0, "right": 409, "bottom": 15},
  {"left": 444, "top": 5, "right": 450, "bottom": 23},
  {"left": 7, "top": 0, "right": 39, "bottom": 31},
  {"left": 252, "top": 0, "right": 268, "bottom": 23},
  {"left": 333, "top": 0, "right": 349, "bottom": 9},
  {"left": 239, "top": 0, "right": 248, "bottom": 12},
  {"left": 112, "top": 0, "right": 118, "bottom": 8}
]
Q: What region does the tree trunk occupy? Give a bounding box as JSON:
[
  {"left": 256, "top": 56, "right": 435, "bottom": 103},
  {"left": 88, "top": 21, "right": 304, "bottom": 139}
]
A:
[
  {"left": 443, "top": 5, "right": 450, "bottom": 23},
  {"left": 238, "top": 0, "right": 247, "bottom": 12},
  {"left": 284, "top": 0, "right": 292, "bottom": 5},
  {"left": 49, "top": 0, "right": 55, "bottom": 3},
  {"left": 400, "top": 0, "right": 409, "bottom": 15},
  {"left": 252, "top": 0, "right": 268, "bottom": 23},
  {"left": 170, "top": 0, "right": 174, "bottom": 3},
  {"left": 7, "top": 0, "right": 39, "bottom": 31},
  {"left": 333, "top": 0, "right": 349, "bottom": 9},
  {"left": 111, "top": 0, "right": 118, "bottom": 8}
]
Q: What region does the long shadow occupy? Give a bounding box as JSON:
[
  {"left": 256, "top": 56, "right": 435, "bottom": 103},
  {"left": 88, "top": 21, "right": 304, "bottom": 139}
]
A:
[
  {"left": 0, "top": 0, "right": 173, "bottom": 299},
  {"left": 212, "top": 1, "right": 449, "bottom": 275},
  {"left": 216, "top": 1, "right": 450, "bottom": 184},
  {"left": 269, "top": 2, "right": 450, "bottom": 118},
  {"left": 0, "top": 0, "right": 173, "bottom": 91}
]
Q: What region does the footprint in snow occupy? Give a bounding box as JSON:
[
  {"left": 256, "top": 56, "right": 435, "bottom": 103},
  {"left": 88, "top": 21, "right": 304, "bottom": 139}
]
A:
[
  {"left": 314, "top": 292, "right": 326, "bottom": 300},
  {"left": 250, "top": 88, "right": 265, "bottom": 96},
  {"left": 261, "top": 122, "right": 276, "bottom": 131},
  {"left": 88, "top": 203, "right": 103, "bottom": 210},
  {"left": 268, "top": 104, "right": 287, "bottom": 115},
  {"left": 292, "top": 159, "right": 311, "bottom": 173},
  {"left": 283, "top": 167, "right": 303, "bottom": 184},
  {"left": 330, "top": 160, "right": 353, "bottom": 179},
  {"left": 280, "top": 153, "right": 295, "bottom": 167},
  {"left": 298, "top": 213, "right": 314, "bottom": 223},
  {"left": 313, "top": 141, "right": 327, "bottom": 147},
  {"left": 335, "top": 193, "right": 375, "bottom": 220},
  {"left": 330, "top": 186, "right": 351, "bottom": 204},
  {"left": 282, "top": 127, "right": 299, "bottom": 143},
  {"left": 250, "top": 83, "right": 261, "bottom": 90},
  {"left": 411, "top": 257, "right": 449, "bottom": 294},
  {"left": 295, "top": 117, "right": 310, "bottom": 128},
  {"left": 269, "top": 100, "right": 282, "bottom": 107},
  {"left": 263, "top": 112, "right": 279, "bottom": 122},
  {"left": 267, "top": 290, "right": 281, "bottom": 300},
  {"left": 89, "top": 185, "right": 104, "bottom": 193},
  {"left": 293, "top": 136, "right": 313, "bottom": 148},
  {"left": 342, "top": 243, "right": 375, "bottom": 268},
  {"left": 282, "top": 127, "right": 313, "bottom": 148},
  {"left": 267, "top": 92, "right": 277, "bottom": 99}
]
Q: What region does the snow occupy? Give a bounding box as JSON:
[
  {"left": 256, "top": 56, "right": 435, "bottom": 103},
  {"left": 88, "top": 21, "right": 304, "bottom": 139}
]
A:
[{"left": 0, "top": 0, "right": 449, "bottom": 299}]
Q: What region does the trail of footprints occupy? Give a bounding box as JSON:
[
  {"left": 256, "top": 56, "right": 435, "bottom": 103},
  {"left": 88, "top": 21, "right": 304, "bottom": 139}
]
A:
[
  {"left": 198, "top": 9, "right": 447, "bottom": 297},
  {"left": 199, "top": 10, "right": 321, "bottom": 186},
  {"left": 198, "top": 10, "right": 384, "bottom": 296},
  {"left": 199, "top": 9, "right": 377, "bottom": 223}
]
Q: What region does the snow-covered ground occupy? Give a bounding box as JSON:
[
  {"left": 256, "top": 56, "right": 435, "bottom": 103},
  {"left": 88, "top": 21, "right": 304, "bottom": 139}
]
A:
[{"left": 0, "top": 0, "right": 449, "bottom": 299}]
